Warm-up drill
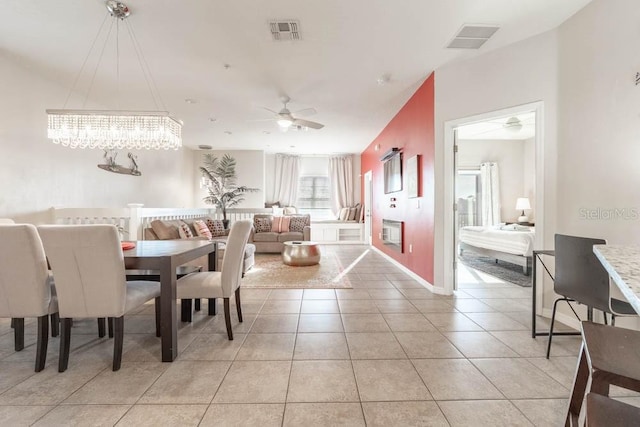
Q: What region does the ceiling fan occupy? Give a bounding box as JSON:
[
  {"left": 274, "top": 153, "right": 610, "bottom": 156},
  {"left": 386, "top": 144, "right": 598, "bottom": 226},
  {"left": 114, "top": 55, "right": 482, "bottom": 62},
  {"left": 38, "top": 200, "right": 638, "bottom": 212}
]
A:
[{"left": 260, "top": 97, "right": 324, "bottom": 131}]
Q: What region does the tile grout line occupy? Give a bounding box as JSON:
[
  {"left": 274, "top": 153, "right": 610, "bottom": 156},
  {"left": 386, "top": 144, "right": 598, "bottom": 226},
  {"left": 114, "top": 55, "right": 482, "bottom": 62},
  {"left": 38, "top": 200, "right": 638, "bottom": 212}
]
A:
[
  {"left": 0, "top": 246, "right": 580, "bottom": 425},
  {"left": 337, "top": 291, "right": 367, "bottom": 425},
  {"left": 280, "top": 296, "right": 303, "bottom": 427}
]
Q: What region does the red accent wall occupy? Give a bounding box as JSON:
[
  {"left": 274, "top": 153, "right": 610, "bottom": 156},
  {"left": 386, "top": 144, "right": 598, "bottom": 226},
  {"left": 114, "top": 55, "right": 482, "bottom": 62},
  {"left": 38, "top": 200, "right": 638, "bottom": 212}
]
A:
[{"left": 361, "top": 74, "right": 435, "bottom": 284}]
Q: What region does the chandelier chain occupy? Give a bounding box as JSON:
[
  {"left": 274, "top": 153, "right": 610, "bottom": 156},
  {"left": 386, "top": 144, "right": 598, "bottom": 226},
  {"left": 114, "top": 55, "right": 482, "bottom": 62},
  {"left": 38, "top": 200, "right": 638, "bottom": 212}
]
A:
[
  {"left": 116, "top": 18, "right": 120, "bottom": 110},
  {"left": 83, "top": 15, "right": 115, "bottom": 109},
  {"left": 63, "top": 13, "right": 110, "bottom": 108},
  {"left": 125, "top": 20, "right": 164, "bottom": 111}
]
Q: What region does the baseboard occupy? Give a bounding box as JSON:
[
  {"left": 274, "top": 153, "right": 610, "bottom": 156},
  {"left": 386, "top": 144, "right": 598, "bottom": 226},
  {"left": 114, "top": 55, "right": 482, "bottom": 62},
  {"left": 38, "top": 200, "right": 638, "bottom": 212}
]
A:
[
  {"left": 371, "top": 246, "right": 449, "bottom": 295},
  {"left": 320, "top": 241, "right": 366, "bottom": 245}
]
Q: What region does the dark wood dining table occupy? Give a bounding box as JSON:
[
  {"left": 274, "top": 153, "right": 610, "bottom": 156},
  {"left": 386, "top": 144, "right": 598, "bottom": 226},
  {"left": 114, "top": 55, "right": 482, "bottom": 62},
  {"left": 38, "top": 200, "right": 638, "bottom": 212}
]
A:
[{"left": 122, "top": 240, "right": 217, "bottom": 362}]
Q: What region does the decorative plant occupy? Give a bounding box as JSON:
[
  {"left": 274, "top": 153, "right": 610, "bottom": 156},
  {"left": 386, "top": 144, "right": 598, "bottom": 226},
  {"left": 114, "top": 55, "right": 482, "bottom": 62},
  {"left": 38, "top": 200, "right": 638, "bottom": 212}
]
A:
[{"left": 200, "top": 154, "right": 259, "bottom": 224}]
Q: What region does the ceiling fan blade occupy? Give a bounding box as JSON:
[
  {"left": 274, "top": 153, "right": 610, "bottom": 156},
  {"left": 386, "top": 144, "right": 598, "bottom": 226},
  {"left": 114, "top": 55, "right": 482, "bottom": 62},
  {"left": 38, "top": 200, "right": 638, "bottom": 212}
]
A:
[
  {"left": 293, "top": 118, "right": 324, "bottom": 129},
  {"left": 261, "top": 106, "right": 279, "bottom": 116},
  {"left": 292, "top": 108, "right": 317, "bottom": 117}
]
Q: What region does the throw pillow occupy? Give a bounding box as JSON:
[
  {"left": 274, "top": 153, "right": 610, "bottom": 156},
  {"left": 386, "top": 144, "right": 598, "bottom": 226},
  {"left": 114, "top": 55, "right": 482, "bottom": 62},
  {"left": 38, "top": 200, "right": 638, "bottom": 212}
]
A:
[
  {"left": 347, "top": 207, "right": 357, "bottom": 221},
  {"left": 254, "top": 217, "right": 272, "bottom": 233},
  {"left": 283, "top": 206, "right": 297, "bottom": 215},
  {"left": 178, "top": 221, "right": 194, "bottom": 239},
  {"left": 205, "top": 218, "right": 226, "bottom": 237},
  {"left": 338, "top": 207, "right": 349, "bottom": 221},
  {"left": 264, "top": 201, "right": 280, "bottom": 208},
  {"left": 289, "top": 215, "right": 307, "bottom": 233},
  {"left": 271, "top": 216, "right": 291, "bottom": 233},
  {"left": 150, "top": 219, "right": 180, "bottom": 240},
  {"left": 193, "top": 220, "right": 213, "bottom": 239}
]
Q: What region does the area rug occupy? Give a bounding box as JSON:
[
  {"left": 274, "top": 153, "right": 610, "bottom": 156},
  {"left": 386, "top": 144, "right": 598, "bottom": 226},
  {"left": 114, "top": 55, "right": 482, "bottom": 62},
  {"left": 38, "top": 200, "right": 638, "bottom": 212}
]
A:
[
  {"left": 458, "top": 253, "right": 532, "bottom": 287},
  {"left": 242, "top": 252, "right": 353, "bottom": 289}
]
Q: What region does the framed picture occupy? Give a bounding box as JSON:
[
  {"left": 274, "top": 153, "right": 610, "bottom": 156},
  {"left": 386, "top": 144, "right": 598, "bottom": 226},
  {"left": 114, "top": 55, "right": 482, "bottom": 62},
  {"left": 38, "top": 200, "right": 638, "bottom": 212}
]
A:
[{"left": 407, "top": 155, "right": 419, "bottom": 198}]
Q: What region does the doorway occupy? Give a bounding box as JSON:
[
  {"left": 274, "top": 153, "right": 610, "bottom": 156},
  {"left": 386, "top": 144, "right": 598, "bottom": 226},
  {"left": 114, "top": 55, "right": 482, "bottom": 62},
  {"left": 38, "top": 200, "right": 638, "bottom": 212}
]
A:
[
  {"left": 364, "top": 170, "right": 373, "bottom": 245},
  {"left": 444, "top": 102, "right": 545, "bottom": 295}
]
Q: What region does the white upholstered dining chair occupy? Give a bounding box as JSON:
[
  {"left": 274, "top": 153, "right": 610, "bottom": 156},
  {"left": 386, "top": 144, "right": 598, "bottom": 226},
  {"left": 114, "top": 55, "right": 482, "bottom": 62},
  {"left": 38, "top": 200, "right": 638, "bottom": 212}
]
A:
[
  {"left": 177, "top": 220, "right": 252, "bottom": 340},
  {"left": 38, "top": 224, "right": 161, "bottom": 372},
  {"left": 0, "top": 224, "right": 58, "bottom": 372}
]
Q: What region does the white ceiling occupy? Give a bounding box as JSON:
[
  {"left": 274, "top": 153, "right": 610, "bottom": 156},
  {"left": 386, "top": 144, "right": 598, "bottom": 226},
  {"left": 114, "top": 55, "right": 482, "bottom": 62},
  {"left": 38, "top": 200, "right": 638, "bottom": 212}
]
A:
[{"left": 1, "top": 0, "right": 590, "bottom": 154}]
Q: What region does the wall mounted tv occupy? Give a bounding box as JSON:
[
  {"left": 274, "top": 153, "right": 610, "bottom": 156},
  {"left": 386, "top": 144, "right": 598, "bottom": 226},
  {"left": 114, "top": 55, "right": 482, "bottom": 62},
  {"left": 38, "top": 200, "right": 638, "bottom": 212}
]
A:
[{"left": 383, "top": 153, "right": 402, "bottom": 194}]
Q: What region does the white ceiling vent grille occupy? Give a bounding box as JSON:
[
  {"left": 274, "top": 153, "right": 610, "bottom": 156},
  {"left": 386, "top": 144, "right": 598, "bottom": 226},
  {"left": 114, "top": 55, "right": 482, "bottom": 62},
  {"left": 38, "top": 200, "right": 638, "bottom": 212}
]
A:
[
  {"left": 447, "top": 24, "right": 499, "bottom": 49},
  {"left": 269, "top": 20, "right": 301, "bottom": 41}
]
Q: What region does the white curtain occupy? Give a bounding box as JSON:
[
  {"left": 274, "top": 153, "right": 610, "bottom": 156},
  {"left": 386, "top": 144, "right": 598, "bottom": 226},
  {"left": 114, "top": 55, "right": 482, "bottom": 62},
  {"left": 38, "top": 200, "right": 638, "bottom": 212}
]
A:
[
  {"left": 480, "top": 162, "right": 501, "bottom": 226},
  {"left": 272, "top": 154, "right": 300, "bottom": 207},
  {"left": 329, "top": 155, "right": 354, "bottom": 215}
]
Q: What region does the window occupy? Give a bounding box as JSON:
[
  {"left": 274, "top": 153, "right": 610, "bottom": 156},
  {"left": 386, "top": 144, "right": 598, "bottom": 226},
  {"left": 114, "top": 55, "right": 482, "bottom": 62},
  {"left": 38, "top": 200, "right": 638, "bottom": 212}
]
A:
[
  {"left": 456, "top": 169, "right": 481, "bottom": 228},
  {"left": 297, "top": 176, "right": 333, "bottom": 220}
]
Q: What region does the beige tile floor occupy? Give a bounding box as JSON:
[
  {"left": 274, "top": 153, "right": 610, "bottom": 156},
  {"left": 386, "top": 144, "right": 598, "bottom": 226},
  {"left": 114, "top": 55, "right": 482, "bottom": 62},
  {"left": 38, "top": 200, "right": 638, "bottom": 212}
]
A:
[{"left": 0, "top": 245, "right": 615, "bottom": 426}]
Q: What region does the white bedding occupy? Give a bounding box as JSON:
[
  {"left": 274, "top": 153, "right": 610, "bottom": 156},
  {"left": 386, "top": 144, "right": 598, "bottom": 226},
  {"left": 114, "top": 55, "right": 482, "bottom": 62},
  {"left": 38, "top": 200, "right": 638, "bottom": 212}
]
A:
[{"left": 459, "top": 225, "right": 535, "bottom": 257}]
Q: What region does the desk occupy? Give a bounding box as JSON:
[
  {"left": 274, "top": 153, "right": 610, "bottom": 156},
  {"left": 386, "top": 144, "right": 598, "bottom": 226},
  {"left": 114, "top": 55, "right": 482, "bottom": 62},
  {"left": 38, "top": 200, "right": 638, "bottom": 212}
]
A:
[
  {"left": 531, "top": 250, "right": 554, "bottom": 338},
  {"left": 531, "top": 250, "right": 582, "bottom": 339},
  {"left": 593, "top": 245, "right": 640, "bottom": 314},
  {"left": 123, "top": 240, "right": 217, "bottom": 362}
]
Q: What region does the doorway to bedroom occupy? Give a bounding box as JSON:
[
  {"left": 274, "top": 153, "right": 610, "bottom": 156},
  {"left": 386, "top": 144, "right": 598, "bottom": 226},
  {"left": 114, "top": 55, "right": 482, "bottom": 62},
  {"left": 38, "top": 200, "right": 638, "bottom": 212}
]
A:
[{"left": 453, "top": 108, "right": 539, "bottom": 293}]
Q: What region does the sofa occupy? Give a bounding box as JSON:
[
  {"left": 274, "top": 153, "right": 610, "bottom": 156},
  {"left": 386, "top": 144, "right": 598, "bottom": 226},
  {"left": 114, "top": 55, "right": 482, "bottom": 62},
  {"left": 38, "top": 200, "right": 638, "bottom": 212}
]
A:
[
  {"left": 250, "top": 214, "right": 311, "bottom": 253},
  {"left": 144, "top": 218, "right": 256, "bottom": 274}
]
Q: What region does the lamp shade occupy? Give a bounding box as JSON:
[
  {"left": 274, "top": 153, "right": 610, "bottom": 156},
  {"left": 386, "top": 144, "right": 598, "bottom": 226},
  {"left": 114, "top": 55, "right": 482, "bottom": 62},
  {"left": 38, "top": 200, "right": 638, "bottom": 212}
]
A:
[{"left": 515, "top": 198, "right": 531, "bottom": 210}]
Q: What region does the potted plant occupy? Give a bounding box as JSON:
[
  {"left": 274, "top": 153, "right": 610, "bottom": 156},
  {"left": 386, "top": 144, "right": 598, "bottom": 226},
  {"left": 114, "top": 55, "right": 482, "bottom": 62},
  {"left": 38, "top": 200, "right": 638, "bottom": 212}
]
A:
[{"left": 200, "top": 153, "right": 259, "bottom": 228}]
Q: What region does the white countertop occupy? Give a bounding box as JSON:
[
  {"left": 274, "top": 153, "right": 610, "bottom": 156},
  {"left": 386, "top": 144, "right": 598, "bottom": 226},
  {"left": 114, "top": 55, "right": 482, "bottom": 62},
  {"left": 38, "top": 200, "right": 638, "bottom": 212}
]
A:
[{"left": 593, "top": 244, "right": 640, "bottom": 314}]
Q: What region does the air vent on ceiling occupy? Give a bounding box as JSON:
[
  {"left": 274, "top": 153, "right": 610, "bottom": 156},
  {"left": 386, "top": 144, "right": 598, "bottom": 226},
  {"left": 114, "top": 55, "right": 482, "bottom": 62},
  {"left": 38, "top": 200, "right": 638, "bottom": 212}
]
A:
[
  {"left": 447, "top": 24, "right": 499, "bottom": 49},
  {"left": 269, "top": 20, "right": 301, "bottom": 41}
]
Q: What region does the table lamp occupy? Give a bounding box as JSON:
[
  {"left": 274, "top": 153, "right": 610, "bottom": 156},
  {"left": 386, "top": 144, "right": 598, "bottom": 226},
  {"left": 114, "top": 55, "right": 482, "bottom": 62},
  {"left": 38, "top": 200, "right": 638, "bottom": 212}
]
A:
[{"left": 516, "top": 198, "right": 531, "bottom": 223}]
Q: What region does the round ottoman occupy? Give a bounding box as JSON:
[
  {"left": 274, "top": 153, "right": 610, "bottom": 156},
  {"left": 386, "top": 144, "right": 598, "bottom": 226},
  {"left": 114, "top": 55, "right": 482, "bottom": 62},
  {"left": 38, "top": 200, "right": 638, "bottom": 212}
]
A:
[{"left": 282, "top": 241, "right": 321, "bottom": 266}]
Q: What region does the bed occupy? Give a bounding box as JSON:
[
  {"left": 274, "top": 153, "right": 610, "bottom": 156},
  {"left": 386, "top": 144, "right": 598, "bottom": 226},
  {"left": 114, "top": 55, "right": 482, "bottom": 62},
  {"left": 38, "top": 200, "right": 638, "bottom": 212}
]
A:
[{"left": 458, "top": 225, "right": 535, "bottom": 275}]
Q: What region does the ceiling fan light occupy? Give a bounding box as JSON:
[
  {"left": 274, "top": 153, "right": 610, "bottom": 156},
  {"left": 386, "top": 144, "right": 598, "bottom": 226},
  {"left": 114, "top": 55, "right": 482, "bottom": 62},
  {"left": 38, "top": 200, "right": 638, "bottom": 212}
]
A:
[
  {"left": 277, "top": 118, "right": 293, "bottom": 127},
  {"left": 504, "top": 117, "right": 523, "bottom": 133}
]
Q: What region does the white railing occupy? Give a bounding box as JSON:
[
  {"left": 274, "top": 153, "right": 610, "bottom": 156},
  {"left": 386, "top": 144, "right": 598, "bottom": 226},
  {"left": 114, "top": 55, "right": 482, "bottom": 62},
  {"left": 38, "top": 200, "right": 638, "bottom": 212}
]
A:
[{"left": 50, "top": 205, "right": 272, "bottom": 239}]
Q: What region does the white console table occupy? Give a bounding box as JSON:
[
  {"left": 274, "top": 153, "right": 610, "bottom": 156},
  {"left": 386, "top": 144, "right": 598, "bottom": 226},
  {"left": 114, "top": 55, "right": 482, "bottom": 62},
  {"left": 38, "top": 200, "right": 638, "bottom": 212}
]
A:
[{"left": 310, "top": 222, "right": 365, "bottom": 244}]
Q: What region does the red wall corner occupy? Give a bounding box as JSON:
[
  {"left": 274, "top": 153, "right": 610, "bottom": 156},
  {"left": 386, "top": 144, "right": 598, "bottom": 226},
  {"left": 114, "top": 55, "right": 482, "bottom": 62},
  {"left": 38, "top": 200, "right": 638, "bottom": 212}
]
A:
[{"left": 360, "top": 73, "right": 435, "bottom": 284}]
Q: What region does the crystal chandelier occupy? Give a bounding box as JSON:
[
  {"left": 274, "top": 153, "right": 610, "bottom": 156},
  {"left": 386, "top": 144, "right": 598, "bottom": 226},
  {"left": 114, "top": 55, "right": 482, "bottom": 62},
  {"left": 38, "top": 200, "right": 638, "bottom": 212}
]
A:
[{"left": 46, "top": 1, "right": 182, "bottom": 150}]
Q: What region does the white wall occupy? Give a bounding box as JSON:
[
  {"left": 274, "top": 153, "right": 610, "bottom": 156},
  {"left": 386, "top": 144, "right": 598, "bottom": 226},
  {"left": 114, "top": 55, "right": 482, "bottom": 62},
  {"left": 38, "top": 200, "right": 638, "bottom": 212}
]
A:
[
  {"left": 457, "top": 139, "right": 533, "bottom": 223},
  {"left": 0, "top": 52, "right": 195, "bottom": 224},
  {"left": 435, "top": 30, "right": 558, "bottom": 291},
  {"left": 436, "top": 0, "right": 640, "bottom": 329},
  {"left": 557, "top": 0, "right": 640, "bottom": 244},
  {"left": 523, "top": 137, "right": 536, "bottom": 219},
  {"left": 194, "top": 150, "right": 265, "bottom": 208},
  {"left": 301, "top": 156, "right": 329, "bottom": 176},
  {"left": 264, "top": 153, "right": 276, "bottom": 204},
  {"left": 554, "top": 0, "right": 640, "bottom": 328}
]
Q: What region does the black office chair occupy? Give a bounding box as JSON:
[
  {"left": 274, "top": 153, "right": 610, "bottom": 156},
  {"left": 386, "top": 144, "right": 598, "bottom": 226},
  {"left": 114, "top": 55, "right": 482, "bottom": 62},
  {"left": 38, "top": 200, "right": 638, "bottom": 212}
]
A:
[{"left": 546, "top": 234, "right": 637, "bottom": 358}]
